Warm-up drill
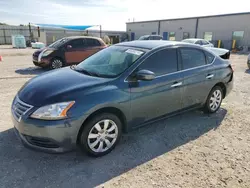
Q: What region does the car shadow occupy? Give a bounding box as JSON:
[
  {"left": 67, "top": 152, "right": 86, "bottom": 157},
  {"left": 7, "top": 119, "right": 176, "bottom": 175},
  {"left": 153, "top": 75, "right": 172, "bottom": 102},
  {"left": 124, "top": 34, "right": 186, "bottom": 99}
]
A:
[
  {"left": 0, "top": 109, "right": 227, "bottom": 188},
  {"left": 15, "top": 67, "right": 47, "bottom": 76}
]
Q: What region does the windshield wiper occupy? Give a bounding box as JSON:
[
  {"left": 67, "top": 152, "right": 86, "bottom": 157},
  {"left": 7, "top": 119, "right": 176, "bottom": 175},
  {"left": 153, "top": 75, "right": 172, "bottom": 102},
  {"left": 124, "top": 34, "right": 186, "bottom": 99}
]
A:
[{"left": 71, "top": 65, "right": 101, "bottom": 77}]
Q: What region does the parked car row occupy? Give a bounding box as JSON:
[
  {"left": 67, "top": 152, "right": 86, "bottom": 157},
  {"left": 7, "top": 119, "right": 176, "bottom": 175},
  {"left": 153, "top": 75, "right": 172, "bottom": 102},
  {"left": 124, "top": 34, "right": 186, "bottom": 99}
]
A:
[{"left": 13, "top": 40, "right": 234, "bottom": 157}]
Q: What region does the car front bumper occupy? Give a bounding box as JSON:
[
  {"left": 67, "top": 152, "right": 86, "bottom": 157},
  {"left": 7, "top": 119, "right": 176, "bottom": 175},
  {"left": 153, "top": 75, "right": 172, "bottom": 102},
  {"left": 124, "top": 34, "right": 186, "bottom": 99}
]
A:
[
  {"left": 33, "top": 56, "right": 51, "bottom": 68},
  {"left": 12, "top": 114, "right": 84, "bottom": 153}
]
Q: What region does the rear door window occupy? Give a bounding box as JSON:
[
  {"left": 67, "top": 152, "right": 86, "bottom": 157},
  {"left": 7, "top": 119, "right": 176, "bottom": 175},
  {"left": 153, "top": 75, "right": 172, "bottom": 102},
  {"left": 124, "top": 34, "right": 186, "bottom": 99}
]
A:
[
  {"left": 201, "top": 40, "right": 209, "bottom": 45},
  {"left": 195, "top": 40, "right": 202, "bottom": 45},
  {"left": 151, "top": 36, "right": 162, "bottom": 40},
  {"left": 86, "top": 38, "right": 101, "bottom": 47},
  {"left": 180, "top": 48, "right": 206, "bottom": 70},
  {"left": 204, "top": 51, "right": 215, "bottom": 64},
  {"left": 138, "top": 48, "right": 178, "bottom": 76}
]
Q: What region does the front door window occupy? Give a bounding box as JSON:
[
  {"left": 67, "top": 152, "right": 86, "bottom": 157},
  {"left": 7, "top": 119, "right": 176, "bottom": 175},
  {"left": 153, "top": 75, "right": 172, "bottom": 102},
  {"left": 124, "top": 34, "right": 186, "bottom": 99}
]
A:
[
  {"left": 138, "top": 48, "right": 178, "bottom": 76},
  {"left": 130, "top": 48, "right": 183, "bottom": 127}
]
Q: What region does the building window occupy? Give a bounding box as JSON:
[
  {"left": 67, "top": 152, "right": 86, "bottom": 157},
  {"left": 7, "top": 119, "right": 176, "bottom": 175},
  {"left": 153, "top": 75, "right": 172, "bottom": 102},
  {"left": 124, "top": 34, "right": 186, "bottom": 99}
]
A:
[
  {"left": 232, "top": 31, "right": 244, "bottom": 40},
  {"left": 183, "top": 32, "right": 190, "bottom": 39},
  {"left": 169, "top": 32, "right": 175, "bottom": 41},
  {"left": 204, "top": 32, "right": 213, "bottom": 41}
]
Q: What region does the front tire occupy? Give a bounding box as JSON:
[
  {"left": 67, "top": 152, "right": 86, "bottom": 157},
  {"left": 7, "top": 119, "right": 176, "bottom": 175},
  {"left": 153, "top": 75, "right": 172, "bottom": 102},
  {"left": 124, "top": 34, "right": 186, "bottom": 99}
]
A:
[
  {"left": 79, "top": 113, "right": 122, "bottom": 157},
  {"left": 50, "top": 58, "right": 64, "bottom": 69},
  {"left": 203, "top": 86, "right": 223, "bottom": 113}
]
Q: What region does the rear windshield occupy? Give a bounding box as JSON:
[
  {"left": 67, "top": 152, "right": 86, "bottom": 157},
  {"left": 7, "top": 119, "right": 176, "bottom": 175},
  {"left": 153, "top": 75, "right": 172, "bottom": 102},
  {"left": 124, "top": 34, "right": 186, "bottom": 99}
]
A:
[{"left": 138, "top": 36, "right": 149, "bottom": 40}]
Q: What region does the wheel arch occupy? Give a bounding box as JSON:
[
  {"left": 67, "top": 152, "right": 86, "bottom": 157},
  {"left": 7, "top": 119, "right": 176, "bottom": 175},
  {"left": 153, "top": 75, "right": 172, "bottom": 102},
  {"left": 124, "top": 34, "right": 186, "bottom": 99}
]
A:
[
  {"left": 76, "top": 107, "right": 127, "bottom": 144},
  {"left": 214, "top": 82, "right": 226, "bottom": 98},
  {"left": 51, "top": 56, "right": 65, "bottom": 64}
]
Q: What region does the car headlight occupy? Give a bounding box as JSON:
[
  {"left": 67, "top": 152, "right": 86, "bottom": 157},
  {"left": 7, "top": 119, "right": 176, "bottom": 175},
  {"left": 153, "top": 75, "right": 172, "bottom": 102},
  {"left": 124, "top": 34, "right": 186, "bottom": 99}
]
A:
[
  {"left": 30, "top": 101, "right": 75, "bottom": 120},
  {"left": 42, "top": 50, "right": 54, "bottom": 57}
]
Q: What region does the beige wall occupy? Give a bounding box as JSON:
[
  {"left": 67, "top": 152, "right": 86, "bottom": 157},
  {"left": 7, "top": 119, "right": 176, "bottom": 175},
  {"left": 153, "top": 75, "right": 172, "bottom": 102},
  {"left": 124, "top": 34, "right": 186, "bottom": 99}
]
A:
[
  {"left": 127, "top": 22, "right": 159, "bottom": 40},
  {"left": 38, "top": 31, "right": 47, "bottom": 44}
]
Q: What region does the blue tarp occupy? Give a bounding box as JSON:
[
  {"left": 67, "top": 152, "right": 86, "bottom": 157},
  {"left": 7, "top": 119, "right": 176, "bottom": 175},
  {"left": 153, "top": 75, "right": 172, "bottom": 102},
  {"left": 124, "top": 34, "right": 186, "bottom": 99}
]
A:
[{"left": 33, "top": 24, "right": 94, "bottom": 31}]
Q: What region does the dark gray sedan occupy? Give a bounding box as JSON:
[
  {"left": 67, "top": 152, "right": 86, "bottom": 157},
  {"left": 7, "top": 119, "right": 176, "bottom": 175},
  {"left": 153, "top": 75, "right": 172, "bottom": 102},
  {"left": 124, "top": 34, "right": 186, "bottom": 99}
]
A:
[{"left": 12, "top": 41, "right": 233, "bottom": 157}]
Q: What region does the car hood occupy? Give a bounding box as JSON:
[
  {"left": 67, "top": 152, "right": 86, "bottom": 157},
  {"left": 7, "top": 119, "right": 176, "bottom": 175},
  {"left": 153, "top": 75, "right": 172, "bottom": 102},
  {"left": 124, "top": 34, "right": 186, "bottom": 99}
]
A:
[
  {"left": 18, "top": 67, "right": 111, "bottom": 106},
  {"left": 33, "top": 47, "right": 55, "bottom": 55}
]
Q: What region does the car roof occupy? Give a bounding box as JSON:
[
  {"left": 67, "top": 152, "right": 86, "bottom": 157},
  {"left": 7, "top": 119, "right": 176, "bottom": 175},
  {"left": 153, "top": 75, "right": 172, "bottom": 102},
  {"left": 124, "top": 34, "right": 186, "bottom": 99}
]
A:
[
  {"left": 183, "top": 38, "right": 207, "bottom": 41},
  {"left": 65, "top": 36, "right": 102, "bottom": 40},
  {"left": 140, "top": 34, "right": 162, "bottom": 37},
  {"left": 116, "top": 40, "right": 198, "bottom": 50}
]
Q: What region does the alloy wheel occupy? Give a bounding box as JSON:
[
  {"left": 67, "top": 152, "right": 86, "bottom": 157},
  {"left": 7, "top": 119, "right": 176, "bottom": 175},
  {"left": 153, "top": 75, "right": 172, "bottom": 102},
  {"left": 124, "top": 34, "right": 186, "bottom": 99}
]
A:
[
  {"left": 209, "top": 89, "right": 222, "bottom": 111},
  {"left": 87, "top": 119, "right": 118, "bottom": 153},
  {"left": 51, "top": 59, "right": 63, "bottom": 69}
]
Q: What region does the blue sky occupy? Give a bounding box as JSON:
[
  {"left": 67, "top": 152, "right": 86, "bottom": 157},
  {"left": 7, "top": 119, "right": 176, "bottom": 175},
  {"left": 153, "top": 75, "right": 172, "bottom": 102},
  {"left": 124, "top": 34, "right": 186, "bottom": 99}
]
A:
[{"left": 0, "top": 0, "right": 249, "bottom": 31}]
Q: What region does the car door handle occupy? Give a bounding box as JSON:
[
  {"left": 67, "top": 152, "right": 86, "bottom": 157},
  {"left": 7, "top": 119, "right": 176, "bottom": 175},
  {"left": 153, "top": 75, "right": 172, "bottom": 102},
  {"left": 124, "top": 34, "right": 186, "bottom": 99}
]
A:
[
  {"left": 171, "top": 82, "right": 182, "bottom": 88},
  {"left": 206, "top": 74, "right": 214, "bottom": 79}
]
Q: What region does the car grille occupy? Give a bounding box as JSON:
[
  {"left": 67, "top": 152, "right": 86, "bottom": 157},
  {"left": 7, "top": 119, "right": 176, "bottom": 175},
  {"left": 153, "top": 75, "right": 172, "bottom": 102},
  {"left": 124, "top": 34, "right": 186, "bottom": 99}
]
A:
[
  {"left": 12, "top": 96, "right": 33, "bottom": 122},
  {"left": 25, "top": 135, "right": 59, "bottom": 148}
]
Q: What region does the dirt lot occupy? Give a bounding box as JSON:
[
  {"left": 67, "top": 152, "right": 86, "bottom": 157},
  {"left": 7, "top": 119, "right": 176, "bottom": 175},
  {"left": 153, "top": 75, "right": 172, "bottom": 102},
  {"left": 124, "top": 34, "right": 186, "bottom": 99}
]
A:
[{"left": 0, "top": 48, "right": 250, "bottom": 188}]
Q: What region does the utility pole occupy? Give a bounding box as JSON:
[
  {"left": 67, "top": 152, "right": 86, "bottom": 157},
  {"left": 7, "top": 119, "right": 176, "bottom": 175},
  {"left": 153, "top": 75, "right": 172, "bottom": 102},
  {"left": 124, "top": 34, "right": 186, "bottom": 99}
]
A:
[
  {"left": 99, "top": 25, "right": 102, "bottom": 38},
  {"left": 28, "top": 22, "right": 32, "bottom": 39},
  {"left": 37, "top": 26, "right": 40, "bottom": 37}
]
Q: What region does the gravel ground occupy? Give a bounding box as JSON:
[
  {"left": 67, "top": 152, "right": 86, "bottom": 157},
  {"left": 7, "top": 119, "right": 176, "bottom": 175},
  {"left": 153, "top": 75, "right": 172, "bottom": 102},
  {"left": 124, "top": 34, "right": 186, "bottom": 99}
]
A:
[
  {"left": 0, "top": 49, "right": 250, "bottom": 188},
  {"left": 0, "top": 45, "right": 36, "bottom": 57}
]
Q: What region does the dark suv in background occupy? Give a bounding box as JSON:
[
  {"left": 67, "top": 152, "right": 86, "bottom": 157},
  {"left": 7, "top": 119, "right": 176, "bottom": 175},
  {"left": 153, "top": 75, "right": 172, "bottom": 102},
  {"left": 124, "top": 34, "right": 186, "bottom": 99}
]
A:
[{"left": 32, "top": 36, "right": 107, "bottom": 69}]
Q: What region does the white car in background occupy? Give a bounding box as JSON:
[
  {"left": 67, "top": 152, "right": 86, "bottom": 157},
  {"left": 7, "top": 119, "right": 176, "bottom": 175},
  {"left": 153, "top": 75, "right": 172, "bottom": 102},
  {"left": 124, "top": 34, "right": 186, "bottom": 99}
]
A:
[
  {"left": 182, "top": 38, "right": 214, "bottom": 47},
  {"left": 182, "top": 38, "right": 231, "bottom": 59}
]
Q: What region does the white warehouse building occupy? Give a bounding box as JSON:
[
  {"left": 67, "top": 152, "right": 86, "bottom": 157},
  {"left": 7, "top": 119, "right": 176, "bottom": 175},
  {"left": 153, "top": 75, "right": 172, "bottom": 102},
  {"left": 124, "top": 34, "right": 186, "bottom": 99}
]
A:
[{"left": 126, "top": 12, "right": 250, "bottom": 50}]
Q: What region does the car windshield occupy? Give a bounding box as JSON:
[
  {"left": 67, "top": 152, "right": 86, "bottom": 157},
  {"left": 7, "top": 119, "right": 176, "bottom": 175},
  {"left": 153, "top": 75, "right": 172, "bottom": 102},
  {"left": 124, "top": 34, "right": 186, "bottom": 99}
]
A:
[
  {"left": 48, "top": 38, "right": 69, "bottom": 48},
  {"left": 75, "top": 46, "right": 145, "bottom": 78},
  {"left": 138, "top": 36, "right": 149, "bottom": 40}
]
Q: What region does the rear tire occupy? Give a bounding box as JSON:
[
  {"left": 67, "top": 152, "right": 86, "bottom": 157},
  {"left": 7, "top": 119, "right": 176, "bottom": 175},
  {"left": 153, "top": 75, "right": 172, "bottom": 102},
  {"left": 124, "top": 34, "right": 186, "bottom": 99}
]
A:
[
  {"left": 79, "top": 113, "right": 122, "bottom": 157},
  {"left": 203, "top": 86, "right": 223, "bottom": 114},
  {"left": 50, "top": 58, "right": 64, "bottom": 69}
]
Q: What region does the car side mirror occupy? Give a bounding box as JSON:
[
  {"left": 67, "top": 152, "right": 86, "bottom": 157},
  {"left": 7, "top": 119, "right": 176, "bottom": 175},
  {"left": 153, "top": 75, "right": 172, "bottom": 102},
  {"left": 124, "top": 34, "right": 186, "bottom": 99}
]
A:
[
  {"left": 136, "top": 69, "right": 155, "bottom": 81},
  {"left": 66, "top": 45, "right": 72, "bottom": 49}
]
